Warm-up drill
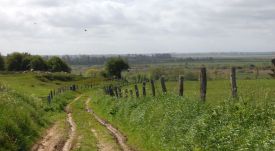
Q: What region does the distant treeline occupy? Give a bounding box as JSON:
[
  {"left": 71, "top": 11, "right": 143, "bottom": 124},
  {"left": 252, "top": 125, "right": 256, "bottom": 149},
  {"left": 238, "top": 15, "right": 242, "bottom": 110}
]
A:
[
  {"left": 46, "top": 54, "right": 215, "bottom": 66},
  {"left": 0, "top": 52, "right": 71, "bottom": 72},
  {"left": 45, "top": 54, "right": 173, "bottom": 66}
]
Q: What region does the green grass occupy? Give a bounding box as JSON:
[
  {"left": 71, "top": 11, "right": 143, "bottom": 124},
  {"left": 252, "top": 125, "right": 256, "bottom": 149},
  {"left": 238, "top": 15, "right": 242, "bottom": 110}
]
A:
[
  {"left": 122, "top": 79, "right": 275, "bottom": 105},
  {"left": 89, "top": 79, "right": 275, "bottom": 150},
  {"left": 0, "top": 83, "right": 78, "bottom": 151},
  {"left": 70, "top": 95, "right": 121, "bottom": 151}
]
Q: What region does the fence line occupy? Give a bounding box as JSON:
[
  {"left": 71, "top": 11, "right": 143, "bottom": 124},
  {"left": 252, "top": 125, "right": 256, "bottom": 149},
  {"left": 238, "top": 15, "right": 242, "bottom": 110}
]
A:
[{"left": 103, "top": 67, "right": 238, "bottom": 102}]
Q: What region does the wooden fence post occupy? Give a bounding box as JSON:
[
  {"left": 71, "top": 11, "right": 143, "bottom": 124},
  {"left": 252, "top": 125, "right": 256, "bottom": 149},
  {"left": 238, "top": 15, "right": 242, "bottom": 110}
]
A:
[
  {"left": 114, "top": 87, "right": 119, "bottom": 98},
  {"left": 47, "top": 95, "right": 51, "bottom": 104},
  {"left": 125, "top": 89, "right": 128, "bottom": 98},
  {"left": 231, "top": 67, "right": 237, "bottom": 98},
  {"left": 134, "top": 84, "right": 139, "bottom": 98},
  {"left": 200, "top": 67, "right": 207, "bottom": 101},
  {"left": 50, "top": 90, "right": 53, "bottom": 99},
  {"left": 129, "top": 90, "right": 133, "bottom": 97},
  {"left": 118, "top": 87, "right": 122, "bottom": 98},
  {"left": 160, "top": 76, "right": 167, "bottom": 94},
  {"left": 179, "top": 75, "right": 184, "bottom": 96},
  {"left": 109, "top": 86, "right": 114, "bottom": 96},
  {"left": 142, "top": 82, "right": 146, "bottom": 96},
  {"left": 150, "top": 79, "right": 155, "bottom": 96}
]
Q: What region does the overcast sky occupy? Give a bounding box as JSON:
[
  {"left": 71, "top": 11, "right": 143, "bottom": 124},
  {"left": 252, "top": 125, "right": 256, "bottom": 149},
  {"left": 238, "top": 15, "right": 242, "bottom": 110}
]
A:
[{"left": 0, "top": 0, "right": 274, "bottom": 55}]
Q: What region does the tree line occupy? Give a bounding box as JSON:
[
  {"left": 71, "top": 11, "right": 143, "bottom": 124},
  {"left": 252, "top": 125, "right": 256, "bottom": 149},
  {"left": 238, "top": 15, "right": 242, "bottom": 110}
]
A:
[{"left": 0, "top": 52, "right": 71, "bottom": 72}]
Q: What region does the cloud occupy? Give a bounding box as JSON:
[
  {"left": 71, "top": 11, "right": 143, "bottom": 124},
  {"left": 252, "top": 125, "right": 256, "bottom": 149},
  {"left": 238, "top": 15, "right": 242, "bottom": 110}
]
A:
[{"left": 0, "top": 0, "right": 274, "bottom": 55}]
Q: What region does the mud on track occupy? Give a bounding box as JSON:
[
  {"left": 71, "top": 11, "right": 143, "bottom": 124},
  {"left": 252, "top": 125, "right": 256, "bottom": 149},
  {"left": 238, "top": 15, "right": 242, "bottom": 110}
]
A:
[{"left": 32, "top": 96, "right": 82, "bottom": 151}]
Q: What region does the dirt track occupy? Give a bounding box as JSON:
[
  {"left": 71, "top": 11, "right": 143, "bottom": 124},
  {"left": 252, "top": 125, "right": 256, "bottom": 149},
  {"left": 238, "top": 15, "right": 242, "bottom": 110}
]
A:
[
  {"left": 62, "top": 113, "right": 77, "bottom": 151},
  {"left": 31, "top": 123, "right": 66, "bottom": 151},
  {"left": 32, "top": 96, "right": 81, "bottom": 151},
  {"left": 86, "top": 98, "right": 133, "bottom": 151}
]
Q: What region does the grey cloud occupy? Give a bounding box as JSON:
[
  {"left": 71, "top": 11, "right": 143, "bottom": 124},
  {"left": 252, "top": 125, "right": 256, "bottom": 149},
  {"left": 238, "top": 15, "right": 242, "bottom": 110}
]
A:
[{"left": 0, "top": 0, "right": 274, "bottom": 54}]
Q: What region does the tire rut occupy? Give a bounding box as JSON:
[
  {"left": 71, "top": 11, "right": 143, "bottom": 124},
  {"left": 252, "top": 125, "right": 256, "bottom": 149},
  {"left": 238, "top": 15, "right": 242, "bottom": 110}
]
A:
[
  {"left": 32, "top": 95, "right": 82, "bottom": 151},
  {"left": 85, "top": 98, "right": 133, "bottom": 151}
]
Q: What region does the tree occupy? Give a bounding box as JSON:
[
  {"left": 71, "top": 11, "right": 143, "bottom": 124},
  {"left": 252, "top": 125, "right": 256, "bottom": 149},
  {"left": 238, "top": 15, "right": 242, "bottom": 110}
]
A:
[
  {"left": 105, "top": 57, "right": 129, "bottom": 79},
  {"left": 29, "top": 56, "right": 48, "bottom": 71},
  {"left": 6, "top": 52, "right": 31, "bottom": 71},
  {"left": 0, "top": 54, "right": 4, "bottom": 71},
  {"left": 47, "top": 56, "right": 71, "bottom": 72},
  {"left": 270, "top": 58, "right": 275, "bottom": 78}
]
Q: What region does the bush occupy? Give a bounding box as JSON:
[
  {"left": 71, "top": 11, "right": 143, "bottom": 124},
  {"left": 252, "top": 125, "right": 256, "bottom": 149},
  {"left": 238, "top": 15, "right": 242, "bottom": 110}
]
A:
[
  {"left": 35, "top": 72, "right": 80, "bottom": 81},
  {"left": 0, "top": 54, "right": 4, "bottom": 71},
  {"left": 6, "top": 52, "right": 31, "bottom": 71},
  {"left": 105, "top": 57, "right": 129, "bottom": 79},
  {"left": 29, "top": 56, "right": 48, "bottom": 71},
  {"left": 47, "top": 57, "right": 71, "bottom": 73}
]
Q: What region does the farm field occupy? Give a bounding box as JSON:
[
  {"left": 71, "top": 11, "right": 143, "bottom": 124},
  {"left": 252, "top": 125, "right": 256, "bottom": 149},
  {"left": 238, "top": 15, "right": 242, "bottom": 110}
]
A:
[{"left": 0, "top": 58, "right": 275, "bottom": 151}]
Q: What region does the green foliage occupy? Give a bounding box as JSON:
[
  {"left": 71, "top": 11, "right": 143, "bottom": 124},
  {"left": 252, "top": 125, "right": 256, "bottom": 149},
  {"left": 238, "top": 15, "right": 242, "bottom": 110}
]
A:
[
  {"left": 0, "top": 54, "right": 4, "bottom": 71},
  {"left": 0, "top": 85, "right": 46, "bottom": 150},
  {"left": 6, "top": 52, "right": 31, "bottom": 71},
  {"left": 29, "top": 55, "right": 48, "bottom": 71},
  {"left": 35, "top": 72, "right": 81, "bottom": 82},
  {"left": 47, "top": 56, "right": 71, "bottom": 73},
  {"left": 0, "top": 83, "right": 77, "bottom": 151},
  {"left": 91, "top": 90, "right": 274, "bottom": 150},
  {"left": 105, "top": 57, "right": 129, "bottom": 79}
]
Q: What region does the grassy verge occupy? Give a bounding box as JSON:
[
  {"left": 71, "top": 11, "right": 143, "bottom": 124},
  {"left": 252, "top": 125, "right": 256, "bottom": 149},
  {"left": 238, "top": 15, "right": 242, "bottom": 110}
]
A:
[
  {"left": 70, "top": 94, "right": 121, "bottom": 151},
  {"left": 89, "top": 88, "right": 275, "bottom": 150},
  {"left": 0, "top": 83, "right": 78, "bottom": 151}
]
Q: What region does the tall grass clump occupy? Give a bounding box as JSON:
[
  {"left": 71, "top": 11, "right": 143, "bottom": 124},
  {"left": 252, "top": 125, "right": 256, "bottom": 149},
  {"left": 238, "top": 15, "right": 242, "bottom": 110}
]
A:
[
  {"left": 0, "top": 84, "right": 46, "bottom": 150},
  {"left": 0, "top": 84, "right": 77, "bottom": 150},
  {"left": 91, "top": 92, "right": 275, "bottom": 151}
]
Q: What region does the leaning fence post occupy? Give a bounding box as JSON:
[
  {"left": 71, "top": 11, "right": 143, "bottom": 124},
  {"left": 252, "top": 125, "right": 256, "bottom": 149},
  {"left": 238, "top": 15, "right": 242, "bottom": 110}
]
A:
[
  {"left": 150, "top": 79, "right": 156, "bottom": 96},
  {"left": 179, "top": 75, "right": 184, "bottom": 96},
  {"left": 160, "top": 76, "right": 167, "bottom": 94},
  {"left": 231, "top": 67, "right": 238, "bottom": 98},
  {"left": 142, "top": 82, "right": 146, "bottom": 96},
  {"left": 200, "top": 67, "right": 207, "bottom": 101},
  {"left": 134, "top": 84, "right": 139, "bottom": 98}
]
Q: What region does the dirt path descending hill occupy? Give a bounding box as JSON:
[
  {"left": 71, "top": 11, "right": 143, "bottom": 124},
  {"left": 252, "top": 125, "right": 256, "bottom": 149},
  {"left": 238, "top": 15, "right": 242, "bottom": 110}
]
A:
[
  {"left": 31, "top": 122, "right": 66, "bottom": 151},
  {"left": 85, "top": 98, "right": 133, "bottom": 151},
  {"left": 62, "top": 113, "right": 77, "bottom": 151},
  {"left": 32, "top": 96, "right": 81, "bottom": 151}
]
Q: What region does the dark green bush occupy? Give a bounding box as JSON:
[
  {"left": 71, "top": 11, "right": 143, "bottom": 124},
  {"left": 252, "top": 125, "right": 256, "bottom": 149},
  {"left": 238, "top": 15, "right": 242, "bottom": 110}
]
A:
[{"left": 35, "top": 72, "right": 81, "bottom": 81}]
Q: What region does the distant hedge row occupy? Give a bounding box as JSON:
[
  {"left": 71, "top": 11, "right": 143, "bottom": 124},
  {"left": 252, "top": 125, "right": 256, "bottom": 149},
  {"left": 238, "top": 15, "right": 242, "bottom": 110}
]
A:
[{"left": 0, "top": 52, "right": 71, "bottom": 72}]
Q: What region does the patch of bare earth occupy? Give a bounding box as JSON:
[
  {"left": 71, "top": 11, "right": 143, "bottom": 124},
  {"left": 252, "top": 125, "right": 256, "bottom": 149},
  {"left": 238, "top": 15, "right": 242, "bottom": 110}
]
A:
[
  {"left": 31, "top": 123, "right": 67, "bottom": 151},
  {"left": 86, "top": 98, "right": 133, "bottom": 151},
  {"left": 62, "top": 113, "right": 77, "bottom": 151}
]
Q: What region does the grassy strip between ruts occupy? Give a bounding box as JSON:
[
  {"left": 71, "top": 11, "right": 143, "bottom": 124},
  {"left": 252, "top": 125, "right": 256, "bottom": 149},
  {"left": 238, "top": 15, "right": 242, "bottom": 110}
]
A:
[
  {"left": 89, "top": 88, "right": 275, "bottom": 151},
  {"left": 70, "top": 94, "right": 121, "bottom": 151}
]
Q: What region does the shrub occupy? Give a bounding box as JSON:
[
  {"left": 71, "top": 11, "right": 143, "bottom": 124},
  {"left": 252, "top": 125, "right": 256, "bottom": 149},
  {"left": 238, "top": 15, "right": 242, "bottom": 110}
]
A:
[
  {"left": 35, "top": 72, "right": 80, "bottom": 81},
  {"left": 6, "top": 52, "right": 31, "bottom": 71},
  {"left": 105, "top": 57, "right": 129, "bottom": 79},
  {"left": 47, "top": 57, "right": 71, "bottom": 73},
  {"left": 29, "top": 56, "right": 48, "bottom": 71}
]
